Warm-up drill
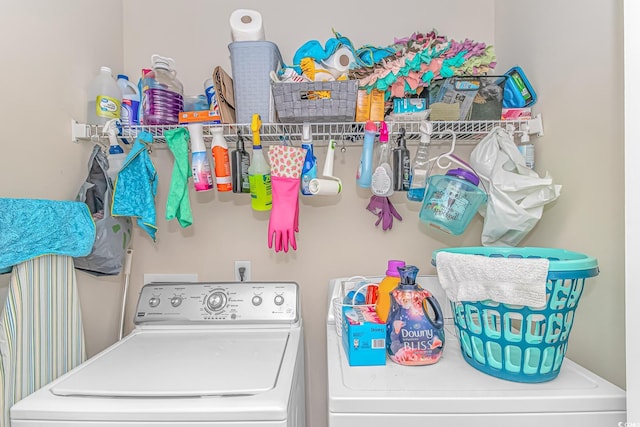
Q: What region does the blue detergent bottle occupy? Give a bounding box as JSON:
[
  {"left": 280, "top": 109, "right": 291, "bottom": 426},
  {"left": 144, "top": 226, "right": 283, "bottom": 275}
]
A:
[
  {"left": 300, "top": 124, "right": 317, "bottom": 195},
  {"left": 386, "top": 265, "right": 445, "bottom": 366}
]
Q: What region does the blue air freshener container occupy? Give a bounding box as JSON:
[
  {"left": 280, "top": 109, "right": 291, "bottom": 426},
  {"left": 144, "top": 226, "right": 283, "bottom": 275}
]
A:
[
  {"left": 503, "top": 66, "right": 537, "bottom": 108},
  {"left": 419, "top": 168, "right": 487, "bottom": 235}
]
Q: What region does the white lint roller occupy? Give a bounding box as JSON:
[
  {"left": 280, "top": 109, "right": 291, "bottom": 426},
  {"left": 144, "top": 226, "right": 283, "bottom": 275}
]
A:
[{"left": 309, "top": 140, "right": 342, "bottom": 195}]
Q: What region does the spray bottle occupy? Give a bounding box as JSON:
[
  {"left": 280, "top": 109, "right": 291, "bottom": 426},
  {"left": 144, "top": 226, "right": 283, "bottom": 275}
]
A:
[
  {"left": 356, "top": 120, "right": 376, "bottom": 188},
  {"left": 300, "top": 123, "right": 317, "bottom": 195},
  {"left": 231, "top": 131, "right": 250, "bottom": 193},
  {"left": 371, "top": 121, "right": 393, "bottom": 197},
  {"left": 187, "top": 123, "right": 214, "bottom": 192},
  {"left": 392, "top": 127, "right": 411, "bottom": 191},
  {"left": 407, "top": 121, "right": 433, "bottom": 202},
  {"left": 104, "top": 119, "right": 126, "bottom": 185},
  {"left": 211, "top": 127, "right": 232, "bottom": 192},
  {"left": 248, "top": 114, "right": 272, "bottom": 211}
]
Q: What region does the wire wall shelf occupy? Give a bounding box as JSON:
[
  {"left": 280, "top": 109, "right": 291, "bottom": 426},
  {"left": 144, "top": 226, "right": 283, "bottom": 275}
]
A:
[{"left": 71, "top": 114, "right": 543, "bottom": 147}]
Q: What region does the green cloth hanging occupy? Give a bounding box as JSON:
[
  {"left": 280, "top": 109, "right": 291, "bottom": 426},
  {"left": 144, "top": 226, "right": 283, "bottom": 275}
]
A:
[{"left": 164, "top": 127, "right": 193, "bottom": 228}]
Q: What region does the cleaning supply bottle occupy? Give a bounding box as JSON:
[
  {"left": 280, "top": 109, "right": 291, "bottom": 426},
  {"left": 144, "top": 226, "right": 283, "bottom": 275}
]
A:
[
  {"left": 300, "top": 123, "right": 317, "bottom": 195},
  {"left": 105, "top": 120, "right": 126, "bottom": 184},
  {"left": 137, "top": 68, "right": 150, "bottom": 125},
  {"left": 375, "top": 260, "right": 406, "bottom": 323},
  {"left": 187, "top": 123, "right": 214, "bottom": 192},
  {"left": 392, "top": 127, "right": 411, "bottom": 191},
  {"left": 211, "top": 127, "right": 232, "bottom": 192},
  {"left": 248, "top": 114, "right": 272, "bottom": 211},
  {"left": 370, "top": 121, "right": 393, "bottom": 197},
  {"left": 356, "top": 120, "right": 376, "bottom": 188},
  {"left": 87, "top": 66, "right": 121, "bottom": 126},
  {"left": 204, "top": 78, "right": 221, "bottom": 116},
  {"left": 386, "top": 265, "right": 445, "bottom": 366},
  {"left": 141, "top": 55, "right": 183, "bottom": 125},
  {"left": 231, "top": 132, "right": 250, "bottom": 193},
  {"left": 407, "top": 121, "right": 433, "bottom": 202},
  {"left": 117, "top": 74, "right": 141, "bottom": 126}
]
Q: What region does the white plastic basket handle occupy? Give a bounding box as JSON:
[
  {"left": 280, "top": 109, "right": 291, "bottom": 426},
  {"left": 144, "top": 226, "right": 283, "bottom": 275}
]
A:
[
  {"left": 339, "top": 276, "right": 369, "bottom": 299},
  {"left": 351, "top": 282, "right": 378, "bottom": 305}
]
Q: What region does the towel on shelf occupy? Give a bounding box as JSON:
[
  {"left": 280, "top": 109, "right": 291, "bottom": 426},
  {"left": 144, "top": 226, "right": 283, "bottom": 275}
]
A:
[
  {"left": 111, "top": 131, "right": 158, "bottom": 241},
  {"left": 0, "top": 198, "right": 95, "bottom": 273},
  {"left": 435, "top": 251, "right": 549, "bottom": 307}
]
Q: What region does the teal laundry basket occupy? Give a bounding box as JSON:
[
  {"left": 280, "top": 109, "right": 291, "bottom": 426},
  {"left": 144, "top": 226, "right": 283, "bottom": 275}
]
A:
[{"left": 432, "top": 247, "right": 599, "bottom": 383}]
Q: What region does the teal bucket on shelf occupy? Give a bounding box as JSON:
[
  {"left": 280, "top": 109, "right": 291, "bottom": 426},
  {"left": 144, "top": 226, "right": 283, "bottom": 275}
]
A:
[{"left": 432, "top": 247, "right": 599, "bottom": 383}]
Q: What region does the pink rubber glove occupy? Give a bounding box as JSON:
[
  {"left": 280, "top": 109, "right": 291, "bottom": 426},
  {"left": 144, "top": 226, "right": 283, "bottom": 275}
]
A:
[{"left": 268, "top": 176, "right": 301, "bottom": 252}]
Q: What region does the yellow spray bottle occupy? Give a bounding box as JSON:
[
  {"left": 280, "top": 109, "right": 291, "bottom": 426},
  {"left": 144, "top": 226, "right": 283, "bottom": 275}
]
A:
[{"left": 248, "top": 114, "right": 272, "bottom": 211}]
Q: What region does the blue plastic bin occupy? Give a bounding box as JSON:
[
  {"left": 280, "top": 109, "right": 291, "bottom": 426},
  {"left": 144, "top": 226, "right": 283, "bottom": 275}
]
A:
[{"left": 432, "top": 247, "right": 599, "bottom": 383}]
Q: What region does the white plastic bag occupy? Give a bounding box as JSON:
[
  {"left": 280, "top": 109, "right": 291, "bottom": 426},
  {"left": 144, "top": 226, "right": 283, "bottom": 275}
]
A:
[{"left": 470, "top": 127, "right": 561, "bottom": 246}]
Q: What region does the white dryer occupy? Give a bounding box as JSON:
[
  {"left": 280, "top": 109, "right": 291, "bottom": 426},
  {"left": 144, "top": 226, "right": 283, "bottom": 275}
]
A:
[
  {"left": 327, "top": 276, "right": 626, "bottom": 427},
  {"left": 11, "top": 281, "right": 305, "bottom": 426}
]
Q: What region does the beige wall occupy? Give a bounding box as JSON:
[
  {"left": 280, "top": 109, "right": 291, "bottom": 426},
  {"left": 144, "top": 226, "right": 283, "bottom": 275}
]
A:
[
  {"left": 0, "top": 0, "right": 125, "bottom": 363},
  {"left": 494, "top": 0, "right": 626, "bottom": 387},
  {"left": 0, "top": 1, "right": 625, "bottom": 427}
]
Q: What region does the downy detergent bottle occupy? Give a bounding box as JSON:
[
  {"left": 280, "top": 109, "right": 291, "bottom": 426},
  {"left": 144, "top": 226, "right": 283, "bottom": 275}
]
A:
[{"left": 386, "top": 265, "right": 445, "bottom": 366}]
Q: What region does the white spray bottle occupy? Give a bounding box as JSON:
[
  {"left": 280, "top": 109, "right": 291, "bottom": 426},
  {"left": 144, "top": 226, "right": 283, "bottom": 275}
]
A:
[
  {"left": 104, "top": 119, "right": 126, "bottom": 185},
  {"left": 188, "top": 123, "right": 214, "bottom": 192},
  {"left": 371, "top": 121, "right": 394, "bottom": 197}
]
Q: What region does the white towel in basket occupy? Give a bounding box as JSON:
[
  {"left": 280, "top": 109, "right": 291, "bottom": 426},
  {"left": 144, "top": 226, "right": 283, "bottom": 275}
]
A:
[{"left": 435, "top": 252, "right": 549, "bottom": 307}]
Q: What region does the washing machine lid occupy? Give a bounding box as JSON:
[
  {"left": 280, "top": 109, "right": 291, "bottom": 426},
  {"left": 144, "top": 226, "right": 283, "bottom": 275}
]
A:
[{"left": 51, "top": 329, "right": 290, "bottom": 398}]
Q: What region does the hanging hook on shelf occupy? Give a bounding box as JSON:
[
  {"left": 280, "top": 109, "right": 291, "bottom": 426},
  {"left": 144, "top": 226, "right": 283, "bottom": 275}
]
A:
[
  {"left": 339, "top": 128, "right": 347, "bottom": 152},
  {"left": 425, "top": 129, "right": 457, "bottom": 169},
  {"left": 424, "top": 127, "right": 489, "bottom": 182},
  {"left": 279, "top": 126, "right": 292, "bottom": 146}
]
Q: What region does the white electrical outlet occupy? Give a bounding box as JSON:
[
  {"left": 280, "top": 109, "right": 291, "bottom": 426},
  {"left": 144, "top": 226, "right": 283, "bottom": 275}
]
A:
[
  {"left": 234, "top": 261, "right": 251, "bottom": 282},
  {"left": 144, "top": 273, "right": 199, "bottom": 284}
]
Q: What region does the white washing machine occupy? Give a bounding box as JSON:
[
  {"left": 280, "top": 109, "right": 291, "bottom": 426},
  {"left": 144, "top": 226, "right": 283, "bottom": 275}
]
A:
[
  {"left": 327, "top": 276, "right": 626, "bottom": 427},
  {"left": 11, "top": 281, "right": 305, "bottom": 426}
]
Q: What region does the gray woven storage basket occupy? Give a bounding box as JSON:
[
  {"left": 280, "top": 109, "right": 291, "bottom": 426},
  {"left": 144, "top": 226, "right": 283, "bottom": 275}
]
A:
[
  {"left": 271, "top": 80, "right": 358, "bottom": 123},
  {"left": 229, "top": 41, "right": 282, "bottom": 124}
]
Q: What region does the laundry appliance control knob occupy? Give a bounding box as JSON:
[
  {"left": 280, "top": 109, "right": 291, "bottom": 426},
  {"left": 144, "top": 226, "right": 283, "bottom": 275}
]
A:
[
  {"left": 170, "top": 296, "right": 183, "bottom": 307},
  {"left": 274, "top": 295, "right": 285, "bottom": 306},
  {"left": 206, "top": 291, "right": 228, "bottom": 312},
  {"left": 149, "top": 297, "right": 160, "bottom": 308},
  {"left": 252, "top": 295, "right": 263, "bottom": 306}
]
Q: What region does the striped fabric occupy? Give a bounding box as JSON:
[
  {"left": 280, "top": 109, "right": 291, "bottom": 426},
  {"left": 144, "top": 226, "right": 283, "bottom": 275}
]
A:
[{"left": 0, "top": 255, "right": 86, "bottom": 427}]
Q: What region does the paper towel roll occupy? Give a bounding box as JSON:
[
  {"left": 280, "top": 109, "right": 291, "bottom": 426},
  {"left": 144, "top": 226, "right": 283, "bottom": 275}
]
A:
[
  {"left": 230, "top": 9, "right": 265, "bottom": 41},
  {"left": 321, "top": 46, "right": 355, "bottom": 77}
]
